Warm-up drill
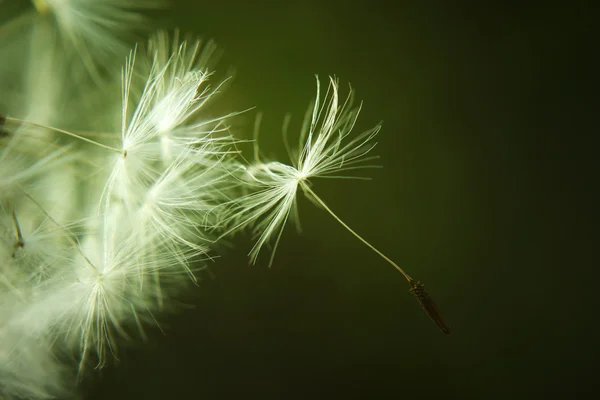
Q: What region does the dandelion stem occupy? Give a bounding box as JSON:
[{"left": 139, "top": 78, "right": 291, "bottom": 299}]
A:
[
  {"left": 6, "top": 117, "right": 122, "bottom": 154},
  {"left": 301, "top": 183, "right": 413, "bottom": 283}
]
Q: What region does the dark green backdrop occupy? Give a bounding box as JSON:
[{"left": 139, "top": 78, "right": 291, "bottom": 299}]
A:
[{"left": 89, "top": 1, "right": 597, "bottom": 399}]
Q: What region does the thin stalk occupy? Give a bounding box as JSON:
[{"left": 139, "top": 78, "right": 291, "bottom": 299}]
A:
[
  {"left": 6, "top": 117, "right": 122, "bottom": 154},
  {"left": 301, "top": 183, "right": 413, "bottom": 282},
  {"left": 301, "top": 183, "right": 450, "bottom": 334}
]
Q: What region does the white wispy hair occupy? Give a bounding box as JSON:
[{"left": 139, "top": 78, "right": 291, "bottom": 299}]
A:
[
  {"left": 0, "top": 328, "right": 70, "bottom": 400},
  {"left": 1, "top": 32, "right": 237, "bottom": 379},
  {"left": 1, "top": 4, "right": 250, "bottom": 398},
  {"left": 222, "top": 76, "right": 381, "bottom": 265},
  {"left": 16, "top": 216, "right": 190, "bottom": 373},
  {"left": 145, "top": 31, "right": 236, "bottom": 164},
  {"left": 0, "top": 203, "right": 76, "bottom": 399},
  {"left": 31, "top": 0, "right": 164, "bottom": 78},
  {"left": 101, "top": 33, "right": 234, "bottom": 210},
  {"left": 133, "top": 150, "right": 232, "bottom": 283}
]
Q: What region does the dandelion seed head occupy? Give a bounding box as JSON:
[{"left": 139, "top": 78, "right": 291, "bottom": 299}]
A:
[{"left": 1, "top": 3, "right": 241, "bottom": 397}]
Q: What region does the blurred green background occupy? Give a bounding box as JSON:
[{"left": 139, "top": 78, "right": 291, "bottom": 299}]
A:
[{"left": 89, "top": 1, "right": 597, "bottom": 399}]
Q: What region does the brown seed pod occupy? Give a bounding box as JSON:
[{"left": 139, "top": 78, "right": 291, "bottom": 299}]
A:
[{"left": 409, "top": 280, "right": 451, "bottom": 334}]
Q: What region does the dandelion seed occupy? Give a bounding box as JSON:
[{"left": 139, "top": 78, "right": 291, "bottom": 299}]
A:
[
  {"left": 102, "top": 35, "right": 236, "bottom": 210},
  {"left": 1, "top": 195, "right": 82, "bottom": 284},
  {"left": 133, "top": 150, "right": 230, "bottom": 284},
  {"left": 222, "top": 76, "right": 380, "bottom": 265},
  {"left": 226, "top": 76, "right": 449, "bottom": 333}
]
